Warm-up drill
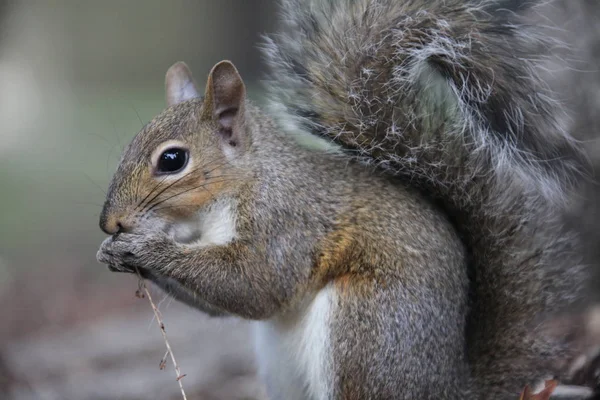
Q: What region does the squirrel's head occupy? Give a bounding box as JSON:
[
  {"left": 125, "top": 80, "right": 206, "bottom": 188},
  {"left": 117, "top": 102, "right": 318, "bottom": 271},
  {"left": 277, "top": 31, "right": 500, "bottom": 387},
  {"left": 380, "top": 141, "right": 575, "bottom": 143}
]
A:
[{"left": 99, "top": 60, "right": 253, "bottom": 236}]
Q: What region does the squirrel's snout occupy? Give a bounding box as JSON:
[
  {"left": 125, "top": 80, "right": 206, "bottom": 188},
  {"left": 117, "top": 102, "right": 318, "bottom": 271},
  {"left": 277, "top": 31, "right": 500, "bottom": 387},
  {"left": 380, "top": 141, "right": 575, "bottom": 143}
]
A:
[
  {"left": 99, "top": 202, "right": 167, "bottom": 236},
  {"left": 100, "top": 215, "right": 124, "bottom": 235},
  {"left": 101, "top": 219, "right": 124, "bottom": 235},
  {"left": 99, "top": 209, "right": 131, "bottom": 235}
]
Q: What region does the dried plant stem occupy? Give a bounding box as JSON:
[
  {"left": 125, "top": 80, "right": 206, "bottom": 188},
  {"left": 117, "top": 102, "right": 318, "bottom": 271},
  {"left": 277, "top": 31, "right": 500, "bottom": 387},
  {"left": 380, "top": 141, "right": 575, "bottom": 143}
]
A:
[
  {"left": 160, "top": 350, "right": 169, "bottom": 370},
  {"left": 135, "top": 268, "right": 188, "bottom": 400}
]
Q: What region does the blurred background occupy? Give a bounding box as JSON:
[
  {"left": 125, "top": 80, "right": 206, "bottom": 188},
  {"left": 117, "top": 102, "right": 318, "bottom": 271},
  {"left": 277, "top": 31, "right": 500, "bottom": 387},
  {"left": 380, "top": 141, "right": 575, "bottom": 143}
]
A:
[
  {"left": 0, "top": 1, "right": 277, "bottom": 399},
  {"left": 0, "top": 1, "right": 599, "bottom": 399}
]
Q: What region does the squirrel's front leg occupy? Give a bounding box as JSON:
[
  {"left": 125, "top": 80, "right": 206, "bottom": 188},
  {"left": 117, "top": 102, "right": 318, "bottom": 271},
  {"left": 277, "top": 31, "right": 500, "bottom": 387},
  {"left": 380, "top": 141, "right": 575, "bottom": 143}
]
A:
[{"left": 98, "top": 230, "right": 287, "bottom": 319}]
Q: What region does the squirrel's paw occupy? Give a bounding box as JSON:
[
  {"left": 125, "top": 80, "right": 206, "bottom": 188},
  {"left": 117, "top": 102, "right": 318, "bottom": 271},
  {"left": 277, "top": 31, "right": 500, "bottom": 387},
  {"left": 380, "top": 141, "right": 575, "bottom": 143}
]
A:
[
  {"left": 96, "top": 236, "right": 133, "bottom": 273},
  {"left": 96, "top": 230, "right": 174, "bottom": 273}
]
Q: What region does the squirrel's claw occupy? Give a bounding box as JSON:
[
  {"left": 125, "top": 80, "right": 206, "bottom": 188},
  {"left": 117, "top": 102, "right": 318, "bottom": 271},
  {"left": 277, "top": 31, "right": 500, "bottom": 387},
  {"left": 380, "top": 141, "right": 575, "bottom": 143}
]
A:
[
  {"left": 96, "top": 236, "right": 136, "bottom": 273},
  {"left": 107, "top": 263, "right": 134, "bottom": 273}
]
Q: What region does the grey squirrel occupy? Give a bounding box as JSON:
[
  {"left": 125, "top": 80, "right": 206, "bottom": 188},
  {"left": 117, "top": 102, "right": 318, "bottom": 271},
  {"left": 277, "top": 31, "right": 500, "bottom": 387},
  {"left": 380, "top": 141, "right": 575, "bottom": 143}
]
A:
[{"left": 96, "top": 0, "right": 592, "bottom": 399}]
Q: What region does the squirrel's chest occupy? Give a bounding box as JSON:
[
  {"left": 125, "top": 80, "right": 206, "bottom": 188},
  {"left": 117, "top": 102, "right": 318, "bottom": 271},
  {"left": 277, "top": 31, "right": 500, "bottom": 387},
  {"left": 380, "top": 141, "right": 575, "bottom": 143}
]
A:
[{"left": 252, "top": 285, "right": 335, "bottom": 400}]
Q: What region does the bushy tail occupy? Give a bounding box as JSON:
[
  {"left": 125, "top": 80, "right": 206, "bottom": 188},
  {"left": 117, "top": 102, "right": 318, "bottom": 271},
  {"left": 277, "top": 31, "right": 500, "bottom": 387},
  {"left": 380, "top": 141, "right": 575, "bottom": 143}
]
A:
[
  {"left": 263, "top": 0, "right": 585, "bottom": 208},
  {"left": 263, "top": 0, "right": 591, "bottom": 396}
]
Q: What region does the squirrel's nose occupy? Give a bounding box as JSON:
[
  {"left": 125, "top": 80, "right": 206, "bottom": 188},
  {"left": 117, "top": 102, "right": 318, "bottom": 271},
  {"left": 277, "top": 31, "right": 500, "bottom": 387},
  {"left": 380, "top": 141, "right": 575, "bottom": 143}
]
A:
[
  {"left": 99, "top": 213, "right": 131, "bottom": 235},
  {"left": 99, "top": 200, "right": 135, "bottom": 235}
]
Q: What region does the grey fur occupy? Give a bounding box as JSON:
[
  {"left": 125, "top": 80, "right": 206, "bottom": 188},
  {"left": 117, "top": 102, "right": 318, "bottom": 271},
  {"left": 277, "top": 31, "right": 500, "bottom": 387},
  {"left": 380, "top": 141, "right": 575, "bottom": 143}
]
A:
[
  {"left": 263, "top": 0, "right": 592, "bottom": 397},
  {"left": 97, "top": 100, "right": 470, "bottom": 398}
]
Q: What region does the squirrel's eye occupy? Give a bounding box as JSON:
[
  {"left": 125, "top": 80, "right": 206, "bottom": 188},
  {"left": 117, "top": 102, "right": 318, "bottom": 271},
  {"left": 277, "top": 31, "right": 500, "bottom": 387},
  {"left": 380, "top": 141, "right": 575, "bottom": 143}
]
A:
[{"left": 156, "top": 148, "right": 188, "bottom": 174}]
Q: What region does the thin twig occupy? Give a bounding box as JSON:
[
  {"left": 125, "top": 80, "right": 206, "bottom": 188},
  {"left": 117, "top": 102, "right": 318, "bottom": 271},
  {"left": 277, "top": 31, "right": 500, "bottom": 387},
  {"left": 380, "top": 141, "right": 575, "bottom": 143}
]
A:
[
  {"left": 159, "top": 350, "right": 169, "bottom": 370},
  {"left": 135, "top": 267, "right": 187, "bottom": 400}
]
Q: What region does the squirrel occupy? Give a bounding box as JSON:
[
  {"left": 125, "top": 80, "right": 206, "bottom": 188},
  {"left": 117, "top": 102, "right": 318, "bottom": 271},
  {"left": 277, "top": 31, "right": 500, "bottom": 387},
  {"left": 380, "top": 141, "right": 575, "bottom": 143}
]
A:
[{"left": 96, "top": 0, "right": 592, "bottom": 399}]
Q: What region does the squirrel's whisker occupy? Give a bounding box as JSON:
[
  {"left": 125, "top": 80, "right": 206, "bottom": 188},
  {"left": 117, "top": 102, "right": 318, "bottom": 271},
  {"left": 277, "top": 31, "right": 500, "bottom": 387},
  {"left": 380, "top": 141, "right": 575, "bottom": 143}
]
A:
[
  {"left": 144, "top": 177, "right": 240, "bottom": 214},
  {"left": 137, "top": 153, "right": 229, "bottom": 212},
  {"left": 135, "top": 173, "right": 172, "bottom": 213},
  {"left": 137, "top": 153, "right": 241, "bottom": 213}
]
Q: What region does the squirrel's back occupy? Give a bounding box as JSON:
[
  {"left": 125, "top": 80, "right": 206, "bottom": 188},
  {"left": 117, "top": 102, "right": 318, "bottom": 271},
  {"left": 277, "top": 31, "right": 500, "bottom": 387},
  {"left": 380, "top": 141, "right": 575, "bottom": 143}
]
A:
[{"left": 264, "top": 0, "right": 591, "bottom": 396}]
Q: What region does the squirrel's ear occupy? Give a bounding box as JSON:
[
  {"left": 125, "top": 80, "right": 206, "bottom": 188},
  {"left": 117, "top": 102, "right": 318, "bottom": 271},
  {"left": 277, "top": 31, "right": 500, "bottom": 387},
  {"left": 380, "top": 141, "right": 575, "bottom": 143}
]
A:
[
  {"left": 165, "top": 62, "right": 200, "bottom": 106},
  {"left": 202, "top": 60, "right": 246, "bottom": 139}
]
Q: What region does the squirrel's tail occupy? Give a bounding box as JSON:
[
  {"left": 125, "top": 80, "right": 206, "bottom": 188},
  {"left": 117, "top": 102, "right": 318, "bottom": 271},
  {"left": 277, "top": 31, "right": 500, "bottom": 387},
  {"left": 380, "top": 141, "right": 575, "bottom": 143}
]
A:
[
  {"left": 263, "top": 0, "right": 586, "bottom": 209},
  {"left": 263, "top": 0, "right": 591, "bottom": 395}
]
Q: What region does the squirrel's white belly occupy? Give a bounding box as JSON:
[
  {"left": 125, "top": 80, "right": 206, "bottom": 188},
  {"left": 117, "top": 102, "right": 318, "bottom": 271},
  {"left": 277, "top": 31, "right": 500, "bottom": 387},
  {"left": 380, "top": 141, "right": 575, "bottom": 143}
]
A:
[{"left": 253, "top": 284, "right": 335, "bottom": 400}]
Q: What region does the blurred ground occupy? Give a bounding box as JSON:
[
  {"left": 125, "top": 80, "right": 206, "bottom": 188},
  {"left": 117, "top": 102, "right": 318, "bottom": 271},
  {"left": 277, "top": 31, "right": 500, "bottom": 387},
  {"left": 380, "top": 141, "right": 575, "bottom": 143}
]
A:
[
  {"left": 3, "top": 302, "right": 266, "bottom": 400},
  {"left": 0, "top": 1, "right": 599, "bottom": 399}
]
